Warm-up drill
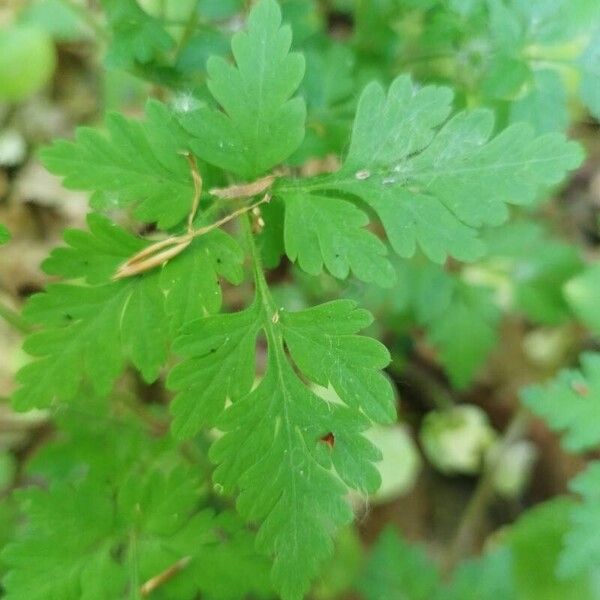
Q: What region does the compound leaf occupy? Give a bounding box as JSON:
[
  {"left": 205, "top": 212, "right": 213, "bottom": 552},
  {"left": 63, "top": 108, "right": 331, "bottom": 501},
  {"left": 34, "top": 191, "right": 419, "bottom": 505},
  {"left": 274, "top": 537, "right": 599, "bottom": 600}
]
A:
[
  {"left": 161, "top": 230, "right": 245, "bottom": 333},
  {"left": 279, "top": 74, "right": 582, "bottom": 267},
  {"left": 2, "top": 480, "right": 122, "bottom": 600},
  {"left": 172, "top": 294, "right": 393, "bottom": 599},
  {"left": 507, "top": 497, "right": 596, "bottom": 600},
  {"left": 281, "top": 300, "right": 395, "bottom": 424}
]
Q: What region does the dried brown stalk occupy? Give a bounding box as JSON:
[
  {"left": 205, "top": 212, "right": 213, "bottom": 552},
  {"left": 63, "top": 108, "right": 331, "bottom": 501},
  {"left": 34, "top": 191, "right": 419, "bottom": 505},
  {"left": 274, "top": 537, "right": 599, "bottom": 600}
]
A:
[
  {"left": 113, "top": 194, "right": 270, "bottom": 280},
  {"left": 140, "top": 556, "right": 192, "bottom": 596},
  {"left": 210, "top": 174, "right": 275, "bottom": 200}
]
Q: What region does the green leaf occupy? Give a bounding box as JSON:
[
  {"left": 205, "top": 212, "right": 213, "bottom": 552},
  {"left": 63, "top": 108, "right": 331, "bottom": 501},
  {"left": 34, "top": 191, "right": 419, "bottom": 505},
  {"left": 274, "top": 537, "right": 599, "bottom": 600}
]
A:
[
  {"left": 506, "top": 498, "right": 596, "bottom": 600},
  {"left": 510, "top": 70, "right": 569, "bottom": 134},
  {"left": 101, "top": 0, "right": 174, "bottom": 69},
  {"left": 191, "top": 511, "right": 274, "bottom": 600},
  {"left": 564, "top": 263, "right": 600, "bottom": 332},
  {"left": 559, "top": 461, "right": 600, "bottom": 578},
  {"left": 13, "top": 278, "right": 166, "bottom": 409},
  {"left": 161, "top": 230, "right": 245, "bottom": 332},
  {"left": 42, "top": 213, "right": 146, "bottom": 284},
  {"left": 488, "top": 0, "right": 524, "bottom": 48},
  {"left": 521, "top": 352, "right": 600, "bottom": 452},
  {"left": 2, "top": 404, "right": 272, "bottom": 600},
  {"left": 296, "top": 43, "right": 355, "bottom": 159},
  {"left": 283, "top": 192, "right": 395, "bottom": 286},
  {"left": 415, "top": 266, "right": 501, "bottom": 388},
  {"left": 2, "top": 480, "right": 123, "bottom": 600},
  {"left": 483, "top": 221, "right": 583, "bottom": 325},
  {"left": 279, "top": 74, "right": 582, "bottom": 265},
  {"left": 281, "top": 301, "right": 395, "bottom": 424},
  {"left": 13, "top": 214, "right": 243, "bottom": 410},
  {"left": 40, "top": 100, "right": 194, "bottom": 228},
  {"left": 180, "top": 0, "right": 306, "bottom": 179},
  {"left": 440, "top": 548, "right": 517, "bottom": 600},
  {"left": 168, "top": 302, "right": 262, "bottom": 439},
  {"left": 357, "top": 527, "right": 441, "bottom": 600},
  {"left": 2, "top": 457, "right": 267, "bottom": 600},
  {"left": 172, "top": 291, "right": 393, "bottom": 599},
  {"left": 15, "top": 218, "right": 167, "bottom": 403}
]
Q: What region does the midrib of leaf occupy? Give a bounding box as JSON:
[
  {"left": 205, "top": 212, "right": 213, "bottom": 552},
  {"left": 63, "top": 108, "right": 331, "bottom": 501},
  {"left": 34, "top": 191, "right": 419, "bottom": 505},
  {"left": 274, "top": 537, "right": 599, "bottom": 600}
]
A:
[
  {"left": 242, "top": 215, "right": 301, "bottom": 546},
  {"left": 253, "top": 35, "right": 268, "bottom": 173},
  {"left": 277, "top": 150, "right": 577, "bottom": 195},
  {"left": 53, "top": 142, "right": 189, "bottom": 195}
]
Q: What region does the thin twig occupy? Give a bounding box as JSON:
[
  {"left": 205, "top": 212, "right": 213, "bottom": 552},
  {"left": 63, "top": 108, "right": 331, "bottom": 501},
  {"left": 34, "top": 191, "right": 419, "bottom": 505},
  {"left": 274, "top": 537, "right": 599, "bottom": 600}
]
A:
[
  {"left": 181, "top": 152, "right": 202, "bottom": 233},
  {"left": 192, "top": 193, "right": 270, "bottom": 237},
  {"left": 443, "top": 408, "right": 530, "bottom": 575}
]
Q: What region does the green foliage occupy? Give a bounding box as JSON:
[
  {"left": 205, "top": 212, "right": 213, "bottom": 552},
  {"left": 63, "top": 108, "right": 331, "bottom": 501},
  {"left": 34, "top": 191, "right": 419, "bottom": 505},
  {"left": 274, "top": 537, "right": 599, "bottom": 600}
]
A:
[
  {"left": 13, "top": 213, "right": 242, "bottom": 410},
  {"left": 559, "top": 462, "right": 600, "bottom": 579},
  {"left": 101, "top": 0, "right": 175, "bottom": 69},
  {"left": 41, "top": 101, "right": 194, "bottom": 228},
  {"left": 173, "top": 290, "right": 394, "bottom": 599},
  {"left": 484, "top": 221, "right": 584, "bottom": 325},
  {"left": 357, "top": 527, "right": 440, "bottom": 600},
  {"left": 387, "top": 0, "right": 600, "bottom": 131},
  {"left": 1, "top": 402, "right": 271, "bottom": 600},
  {"left": 506, "top": 498, "right": 597, "bottom": 600},
  {"left": 361, "top": 502, "right": 597, "bottom": 600},
  {"left": 180, "top": 0, "right": 306, "bottom": 179},
  {"left": 438, "top": 549, "right": 517, "bottom": 600},
  {"left": 521, "top": 353, "right": 600, "bottom": 452},
  {"left": 4, "top": 0, "right": 600, "bottom": 599},
  {"left": 414, "top": 265, "right": 500, "bottom": 387},
  {"left": 283, "top": 192, "right": 395, "bottom": 287},
  {"left": 278, "top": 74, "right": 582, "bottom": 270}
]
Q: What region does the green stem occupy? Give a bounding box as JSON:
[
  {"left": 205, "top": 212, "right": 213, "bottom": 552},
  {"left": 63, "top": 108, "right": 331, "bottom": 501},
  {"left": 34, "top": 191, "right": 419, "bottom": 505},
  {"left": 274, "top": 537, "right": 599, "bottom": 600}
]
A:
[
  {"left": 0, "top": 300, "right": 32, "bottom": 334},
  {"left": 242, "top": 215, "right": 278, "bottom": 321},
  {"left": 128, "top": 528, "right": 142, "bottom": 600},
  {"left": 174, "top": 5, "right": 200, "bottom": 61},
  {"left": 443, "top": 408, "right": 530, "bottom": 575}
]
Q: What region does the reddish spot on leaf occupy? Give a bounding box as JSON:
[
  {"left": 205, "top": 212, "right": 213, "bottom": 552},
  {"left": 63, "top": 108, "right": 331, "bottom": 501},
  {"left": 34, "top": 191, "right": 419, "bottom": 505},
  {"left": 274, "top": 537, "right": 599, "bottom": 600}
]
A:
[
  {"left": 571, "top": 381, "right": 590, "bottom": 396},
  {"left": 320, "top": 432, "right": 335, "bottom": 448}
]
